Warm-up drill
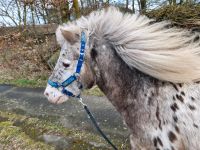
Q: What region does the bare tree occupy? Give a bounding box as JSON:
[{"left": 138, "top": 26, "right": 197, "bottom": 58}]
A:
[
  {"left": 132, "top": 0, "right": 135, "bottom": 13},
  {"left": 140, "top": 0, "right": 147, "bottom": 12},
  {"left": 136, "top": 0, "right": 146, "bottom": 13},
  {"left": 15, "top": 0, "right": 22, "bottom": 25},
  {"left": 126, "top": 0, "right": 129, "bottom": 9},
  {"left": 80, "top": 0, "right": 84, "bottom": 9},
  {"left": 137, "top": 0, "right": 141, "bottom": 12},
  {"left": 30, "top": 2, "right": 35, "bottom": 26},
  {"left": 0, "top": 0, "right": 18, "bottom": 26},
  {"left": 172, "top": 0, "right": 176, "bottom": 5}
]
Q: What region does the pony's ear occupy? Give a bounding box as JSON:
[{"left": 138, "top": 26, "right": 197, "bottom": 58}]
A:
[{"left": 60, "top": 29, "right": 79, "bottom": 44}]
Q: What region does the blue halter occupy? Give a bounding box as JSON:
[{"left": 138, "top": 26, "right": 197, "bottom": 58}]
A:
[{"left": 48, "top": 31, "right": 86, "bottom": 97}]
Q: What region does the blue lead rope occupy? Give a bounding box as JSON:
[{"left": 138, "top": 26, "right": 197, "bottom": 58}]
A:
[{"left": 78, "top": 98, "right": 118, "bottom": 150}]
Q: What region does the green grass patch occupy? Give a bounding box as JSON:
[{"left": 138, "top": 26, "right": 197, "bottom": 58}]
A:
[
  {"left": 83, "top": 86, "right": 104, "bottom": 96},
  {"left": 0, "top": 78, "right": 47, "bottom": 88},
  {"left": 15, "top": 79, "right": 37, "bottom": 86},
  {"left": 0, "top": 77, "right": 105, "bottom": 96},
  {"left": 0, "top": 120, "right": 54, "bottom": 150}
]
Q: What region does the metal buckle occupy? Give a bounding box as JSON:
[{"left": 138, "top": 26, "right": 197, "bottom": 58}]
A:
[{"left": 78, "top": 97, "right": 86, "bottom": 106}]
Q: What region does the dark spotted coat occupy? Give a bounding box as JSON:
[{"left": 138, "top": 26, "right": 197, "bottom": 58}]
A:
[{"left": 90, "top": 41, "right": 200, "bottom": 150}]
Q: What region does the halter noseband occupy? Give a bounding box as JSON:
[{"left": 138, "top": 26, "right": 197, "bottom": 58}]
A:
[{"left": 48, "top": 31, "right": 86, "bottom": 97}]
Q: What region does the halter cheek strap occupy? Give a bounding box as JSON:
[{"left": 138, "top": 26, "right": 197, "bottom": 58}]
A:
[{"left": 48, "top": 31, "right": 86, "bottom": 97}]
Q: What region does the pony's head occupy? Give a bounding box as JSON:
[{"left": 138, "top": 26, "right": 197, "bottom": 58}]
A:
[{"left": 44, "top": 25, "right": 95, "bottom": 104}]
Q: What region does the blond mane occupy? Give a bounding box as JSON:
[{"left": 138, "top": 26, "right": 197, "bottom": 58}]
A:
[{"left": 57, "top": 7, "right": 200, "bottom": 83}]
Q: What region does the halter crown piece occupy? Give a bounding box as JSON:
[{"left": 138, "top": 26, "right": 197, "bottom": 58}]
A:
[{"left": 48, "top": 31, "right": 86, "bottom": 97}]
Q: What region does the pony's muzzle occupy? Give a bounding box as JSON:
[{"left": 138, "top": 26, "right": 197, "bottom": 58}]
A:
[{"left": 44, "top": 85, "right": 69, "bottom": 104}]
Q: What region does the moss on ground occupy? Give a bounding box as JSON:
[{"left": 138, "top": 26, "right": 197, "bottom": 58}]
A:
[
  {"left": 0, "top": 121, "right": 54, "bottom": 150},
  {"left": 0, "top": 111, "right": 129, "bottom": 150}
]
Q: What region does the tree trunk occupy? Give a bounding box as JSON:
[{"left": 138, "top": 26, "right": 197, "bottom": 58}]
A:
[
  {"left": 39, "top": 0, "right": 48, "bottom": 24},
  {"left": 168, "top": 0, "right": 172, "bottom": 5},
  {"left": 172, "top": 0, "right": 176, "bottom": 5},
  {"left": 137, "top": 0, "right": 141, "bottom": 13},
  {"left": 60, "top": 1, "right": 69, "bottom": 23},
  {"left": 140, "top": 0, "right": 146, "bottom": 13},
  {"left": 73, "top": 0, "right": 80, "bottom": 19},
  {"left": 23, "top": 3, "right": 27, "bottom": 30},
  {"left": 30, "top": 3, "right": 35, "bottom": 27},
  {"left": 15, "top": 0, "right": 22, "bottom": 26},
  {"left": 126, "top": 0, "right": 129, "bottom": 10},
  {"left": 34, "top": 3, "right": 41, "bottom": 24},
  {"left": 80, "top": 0, "right": 84, "bottom": 9},
  {"left": 179, "top": 0, "right": 183, "bottom": 4},
  {"left": 87, "top": 0, "right": 91, "bottom": 7},
  {"left": 132, "top": 0, "right": 135, "bottom": 13}
]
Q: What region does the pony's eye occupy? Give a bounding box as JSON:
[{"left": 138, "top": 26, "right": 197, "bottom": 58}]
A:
[{"left": 62, "top": 62, "right": 70, "bottom": 68}]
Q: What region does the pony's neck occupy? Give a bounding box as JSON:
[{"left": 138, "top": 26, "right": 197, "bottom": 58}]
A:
[
  {"left": 94, "top": 44, "right": 159, "bottom": 112},
  {"left": 92, "top": 41, "right": 170, "bottom": 141},
  {"left": 92, "top": 42, "right": 164, "bottom": 137}
]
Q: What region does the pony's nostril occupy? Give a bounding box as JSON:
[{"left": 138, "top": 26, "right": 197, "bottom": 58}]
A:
[{"left": 44, "top": 92, "right": 49, "bottom": 97}]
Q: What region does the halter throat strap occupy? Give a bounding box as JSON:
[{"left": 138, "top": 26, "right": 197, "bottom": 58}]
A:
[{"left": 48, "top": 31, "right": 86, "bottom": 97}]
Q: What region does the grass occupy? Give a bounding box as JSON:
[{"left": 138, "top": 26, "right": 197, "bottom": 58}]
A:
[
  {"left": 0, "top": 77, "right": 104, "bottom": 96},
  {"left": 14, "top": 79, "right": 38, "bottom": 86},
  {"left": 0, "top": 120, "right": 54, "bottom": 150},
  {"left": 83, "top": 86, "right": 104, "bottom": 97},
  {"left": 0, "top": 78, "right": 47, "bottom": 88}
]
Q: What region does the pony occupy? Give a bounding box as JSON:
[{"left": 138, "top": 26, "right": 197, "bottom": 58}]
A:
[{"left": 44, "top": 7, "right": 200, "bottom": 150}]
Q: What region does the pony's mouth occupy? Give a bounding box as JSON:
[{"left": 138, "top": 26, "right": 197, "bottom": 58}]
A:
[{"left": 48, "top": 95, "right": 69, "bottom": 104}]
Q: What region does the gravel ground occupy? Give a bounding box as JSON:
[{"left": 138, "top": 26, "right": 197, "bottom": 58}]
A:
[{"left": 0, "top": 84, "right": 130, "bottom": 150}]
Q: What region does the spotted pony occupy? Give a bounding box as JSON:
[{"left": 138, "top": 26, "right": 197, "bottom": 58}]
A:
[{"left": 44, "top": 7, "right": 200, "bottom": 150}]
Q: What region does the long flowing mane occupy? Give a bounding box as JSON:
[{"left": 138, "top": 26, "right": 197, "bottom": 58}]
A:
[{"left": 57, "top": 7, "right": 200, "bottom": 83}]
